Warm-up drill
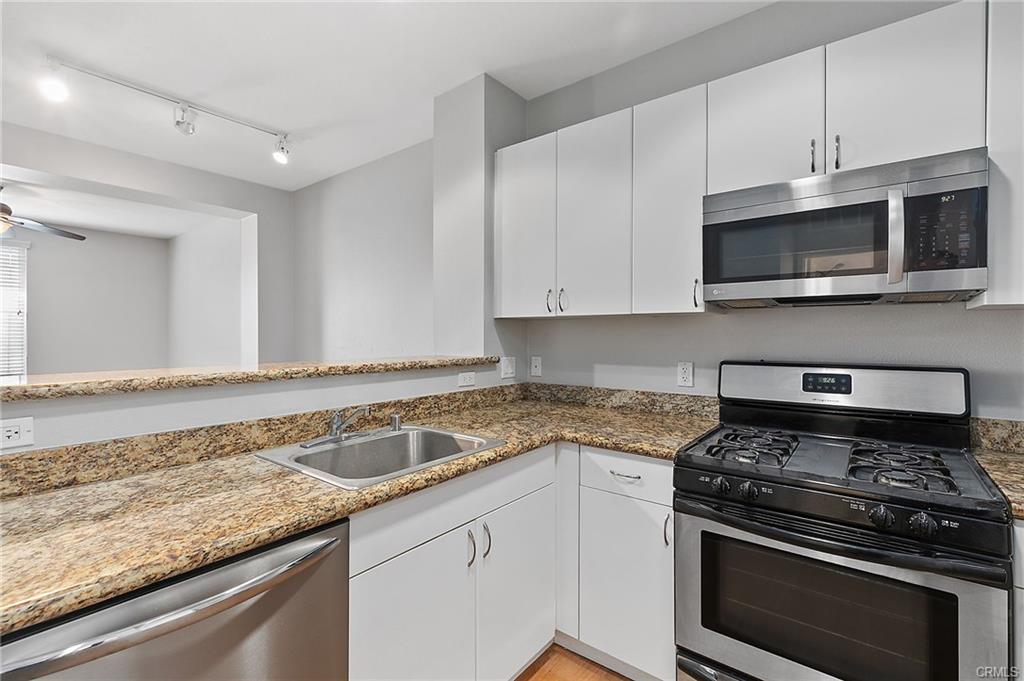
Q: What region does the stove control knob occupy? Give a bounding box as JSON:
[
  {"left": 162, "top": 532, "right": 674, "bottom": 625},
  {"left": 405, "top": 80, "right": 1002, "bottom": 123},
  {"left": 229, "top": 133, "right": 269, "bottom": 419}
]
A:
[
  {"left": 908, "top": 512, "right": 938, "bottom": 539},
  {"left": 710, "top": 476, "right": 731, "bottom": 495},
  {"left": 738, "top": 481, "right": 759, "bottom": 501},
  {"left": 867, "top": 505, "right": 895, "bottom": 529}
]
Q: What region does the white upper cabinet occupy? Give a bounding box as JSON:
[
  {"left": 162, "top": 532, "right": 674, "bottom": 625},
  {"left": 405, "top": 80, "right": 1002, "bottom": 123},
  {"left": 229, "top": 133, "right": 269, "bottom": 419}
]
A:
[
  {"left": 475, "top": 485, "right": 556, "bottom": 681},
  {"left": 494, "top": 133, "right": 558, "bottom": 318},
  {"left": 826, "top": 1, "right": 987, "bottom": 172},
  {"left": 632, "top": 84, "right": 707, "bottom": 314},
  {"left": 556, "top": 109, "right": 634, "bottom": 316},
  {"left": 708, "top": 47, "right": 825, "bottom": 194},
  {"left": 970, "top": 0, "right": 1024, "bottom": 309}
]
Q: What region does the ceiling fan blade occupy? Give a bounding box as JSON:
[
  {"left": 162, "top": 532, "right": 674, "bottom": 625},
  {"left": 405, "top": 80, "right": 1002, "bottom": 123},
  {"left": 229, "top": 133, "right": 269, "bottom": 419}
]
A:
[{"left": 9, "top": 216, "right": 87, "bottom": 241}]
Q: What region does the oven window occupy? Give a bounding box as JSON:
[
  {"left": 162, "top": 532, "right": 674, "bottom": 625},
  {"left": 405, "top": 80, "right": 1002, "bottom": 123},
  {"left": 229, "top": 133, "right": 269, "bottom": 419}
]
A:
[
  {"left": 701, "top": 533, "right": 958, "bottom": 681},
  {"left": 704, "top": 200, "right": 888, "bottom": 284}
]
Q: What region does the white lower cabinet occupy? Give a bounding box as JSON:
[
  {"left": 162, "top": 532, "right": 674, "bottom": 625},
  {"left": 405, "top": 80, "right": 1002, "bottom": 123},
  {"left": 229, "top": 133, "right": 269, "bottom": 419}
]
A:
[
  {"left": 579, "top": 485, "right": 675, "bottom": 681},
  {"left": 349, "top": 450, "right": 556, "bottom": 681},
  {"left": 476, "top": 485, "right": 557, "bottom": 681},
  {"left": 350, "top": 522, "right": 477, "bottom": 681}
]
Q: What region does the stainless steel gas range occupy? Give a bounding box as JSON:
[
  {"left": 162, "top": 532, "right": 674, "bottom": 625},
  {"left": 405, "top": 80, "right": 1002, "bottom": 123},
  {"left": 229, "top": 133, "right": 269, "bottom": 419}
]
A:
[{"left": 673, "top": 361, "right": 1013, "bottom": 681}]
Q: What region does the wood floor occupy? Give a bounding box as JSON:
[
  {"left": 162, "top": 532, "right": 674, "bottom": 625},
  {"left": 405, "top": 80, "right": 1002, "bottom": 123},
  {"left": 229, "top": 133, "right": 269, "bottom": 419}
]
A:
[{"left": 517, "top": 645, "right": 627, "bottom": 681}]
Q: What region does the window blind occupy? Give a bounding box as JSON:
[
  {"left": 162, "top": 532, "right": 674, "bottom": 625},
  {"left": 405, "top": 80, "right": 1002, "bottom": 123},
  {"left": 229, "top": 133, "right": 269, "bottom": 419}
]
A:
[{"left": 0, "top": 241, "right": 28, "bottom": 377}]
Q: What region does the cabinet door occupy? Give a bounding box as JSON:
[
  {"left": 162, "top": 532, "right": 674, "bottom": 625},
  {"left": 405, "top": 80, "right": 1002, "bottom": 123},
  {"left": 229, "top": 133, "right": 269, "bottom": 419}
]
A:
[
  {"left": 494, "top": 133, "right": 558, "bottom": 318},
  {"left": 579, "top": 487, "right": 675, "bottom": 681},
  {"left": 556, "top": 109, "right": 633, "bottom": 316},
  {"left": 476, "top": 485, "right": 557, "bottom": 681},
  {"left": 708, "top": 47, "right": 825, "bottom": 194},
  {"left": 633, "top": 84, "right": 707, "bottom": 313},
  {"left": 350, "top": 523, "right": 476, "bottom": 681},
  {"left": 826, "top": 1, "right": 986, "bottom": 172}
]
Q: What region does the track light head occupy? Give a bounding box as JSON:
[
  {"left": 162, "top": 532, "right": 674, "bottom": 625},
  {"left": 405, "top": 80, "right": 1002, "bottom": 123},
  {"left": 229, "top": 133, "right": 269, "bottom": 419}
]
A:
[
  {"left": 272, "top": 135, "right": 290, "bottom": 165},
  {"left": 174, "top": 103, "right": 197, "bottom": 136}
]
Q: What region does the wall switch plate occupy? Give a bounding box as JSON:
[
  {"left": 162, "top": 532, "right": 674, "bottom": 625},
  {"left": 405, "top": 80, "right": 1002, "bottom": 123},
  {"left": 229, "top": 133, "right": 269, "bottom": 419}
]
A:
[
  {"left": 530, "top": 356, "right": 542, "bottom": 377},
  {"left": 500, "top": 357, "right": 516, "bottom": 379},
  {"left": 1, "top": 417, "right": 34, "bottom": 451},
  {"left": 457, "top": 371, "right": 476, "bottom": 387},
  {"left": 677, "top": 361, "right": 694, "bottom": 388}
]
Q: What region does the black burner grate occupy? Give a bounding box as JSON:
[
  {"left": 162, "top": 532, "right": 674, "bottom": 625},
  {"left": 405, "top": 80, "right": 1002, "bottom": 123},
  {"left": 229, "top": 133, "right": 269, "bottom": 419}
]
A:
[
  {"left": 704, "top": 427, "right": 799, "bottom": 467},
  {"left": 847, "top": 442, "right": 960, "bottom": 495}
]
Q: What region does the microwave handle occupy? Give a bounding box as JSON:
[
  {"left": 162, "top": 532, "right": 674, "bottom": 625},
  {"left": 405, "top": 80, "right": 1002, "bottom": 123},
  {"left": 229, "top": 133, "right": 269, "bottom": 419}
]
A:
[
  {"left": 887, "top": 188, "right": 905, "bottom": 284},
  {"left": 676, "top": 498, "right": 1008, "bottom": 588}
]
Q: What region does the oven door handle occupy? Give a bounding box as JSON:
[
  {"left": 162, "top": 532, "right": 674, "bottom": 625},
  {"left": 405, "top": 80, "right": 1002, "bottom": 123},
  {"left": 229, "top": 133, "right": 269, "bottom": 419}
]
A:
[{"left": 676, "top": 499, "right": 1008, "bottom": 588}]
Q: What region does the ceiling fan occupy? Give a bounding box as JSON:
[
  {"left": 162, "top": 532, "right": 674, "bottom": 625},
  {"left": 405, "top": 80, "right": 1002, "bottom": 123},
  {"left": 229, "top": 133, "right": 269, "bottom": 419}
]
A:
[{"left": 0, "top": 199, "right": 86, "bottom": 241}]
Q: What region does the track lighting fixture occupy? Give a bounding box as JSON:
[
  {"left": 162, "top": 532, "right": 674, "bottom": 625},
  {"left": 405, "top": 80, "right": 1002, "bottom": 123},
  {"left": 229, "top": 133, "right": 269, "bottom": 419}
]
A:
[
  {"left": 272, "top": 136, "right": 290, "bottom": 165},
  {"left": 174, "top": 104, "right": 198, "bottom": 136},
  {"left": 38, "top": 55, "right": 291, "bottom": 166}
]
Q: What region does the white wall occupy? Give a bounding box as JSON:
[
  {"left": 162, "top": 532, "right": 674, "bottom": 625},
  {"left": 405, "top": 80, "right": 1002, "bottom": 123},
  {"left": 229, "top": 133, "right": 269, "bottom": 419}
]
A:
[
  {"left": 1, "top": 123, "right": 294, "bottom": 362},
  {"left": 526, "top": 305, "right": 1024, "bottom": 420},
  {"left": 22, "top": 226, "right": 169, "bottom": 374},
  {"left": 168, "top": 223, "right": 244, "bottom": 367},
  {"left": 292, "top": 141, "right": 434, "bottom": 361}
]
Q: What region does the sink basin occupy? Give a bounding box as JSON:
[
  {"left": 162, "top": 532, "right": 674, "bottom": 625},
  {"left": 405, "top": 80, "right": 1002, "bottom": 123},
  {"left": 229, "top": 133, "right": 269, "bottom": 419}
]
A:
[{"left": 256, "top": 426, "right": 505, "bottom": 490}]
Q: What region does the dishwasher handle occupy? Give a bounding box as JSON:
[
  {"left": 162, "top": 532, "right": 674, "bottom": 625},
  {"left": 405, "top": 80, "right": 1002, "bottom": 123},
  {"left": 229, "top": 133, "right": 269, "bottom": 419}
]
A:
[{"left": 1, "top": 535, "right": 339, "bottom": 681}]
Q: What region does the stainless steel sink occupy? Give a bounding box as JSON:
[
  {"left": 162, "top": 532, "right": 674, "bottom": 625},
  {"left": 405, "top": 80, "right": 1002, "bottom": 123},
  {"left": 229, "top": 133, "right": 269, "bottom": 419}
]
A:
[{"left": 256, "top": 426, "right": 505, "bottom": 490}]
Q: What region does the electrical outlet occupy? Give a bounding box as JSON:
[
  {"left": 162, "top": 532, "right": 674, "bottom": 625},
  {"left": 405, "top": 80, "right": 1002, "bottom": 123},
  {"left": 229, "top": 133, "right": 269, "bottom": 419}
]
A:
[
  {"left": 677, "top": 361, "right": 694, "bottom": 388},
  {"left": 530, "top": 356, "right": 542, "bottom": 377},
  {"left": 500, "top": 357, "right": 516, "bottom": 379},
  {"left": 457, "top": 371, "right": 476, "bottom": 387},
  {"left": 1, "top": 417, "right": 34, "bottom": 450}
]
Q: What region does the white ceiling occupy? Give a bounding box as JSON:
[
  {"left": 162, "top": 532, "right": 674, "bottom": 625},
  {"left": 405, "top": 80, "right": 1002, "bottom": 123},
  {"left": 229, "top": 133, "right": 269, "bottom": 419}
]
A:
[
  {"left": 1, "top": 183, "right": 238, "bottom": 239},
  {"left": 1, "top": 2, "right": 765, "bottom": 192}
]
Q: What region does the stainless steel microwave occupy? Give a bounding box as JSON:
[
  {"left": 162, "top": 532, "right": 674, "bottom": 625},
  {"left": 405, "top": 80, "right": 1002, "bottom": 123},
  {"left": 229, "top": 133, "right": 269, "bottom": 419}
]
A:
[{"left": 702, "top": 147, "right": 988, "bottom": 308}]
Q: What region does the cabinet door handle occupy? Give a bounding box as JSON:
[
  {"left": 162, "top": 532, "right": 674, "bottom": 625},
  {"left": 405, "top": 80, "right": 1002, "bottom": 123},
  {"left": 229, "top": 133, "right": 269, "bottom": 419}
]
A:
[
  {"left": 692, "top": 278, "right": 699, "bottom": 308},
  {"left": 663, "top": 513, "right": 671, "bottom": 546},
  {"left": 810, "top": 138, "right": 816, "bottom": 174},
  {"left": 467, "top": 529, "right": 477, "bottom": 568},
  {"left": 609, "top": 470, "right": 641, "bottom": 482},
  {"left": 834, "top": 134, "right": 841, "bottom": 170},
  {"left": 483, "top": 522, "right": 492, "bottom": 558},
  {"left": 557, "top": 288, "right": 566, "bottom": 312},
  {"left": 545, "top": 289, "right": 553, "bottom": 313}
]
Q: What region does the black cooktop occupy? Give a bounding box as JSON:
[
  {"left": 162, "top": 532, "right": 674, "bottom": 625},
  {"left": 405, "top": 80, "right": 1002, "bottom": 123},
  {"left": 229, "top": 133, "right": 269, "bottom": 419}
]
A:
[{"left": 678, "top": 423, "right": 1008, "bottom": 519}]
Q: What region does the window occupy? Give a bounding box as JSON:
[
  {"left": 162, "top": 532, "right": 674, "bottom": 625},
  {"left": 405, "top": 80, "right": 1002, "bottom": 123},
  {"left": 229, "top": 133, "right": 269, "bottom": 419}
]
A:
[{"left": 0, "top": 240, "right": 28, "bottom": 378}]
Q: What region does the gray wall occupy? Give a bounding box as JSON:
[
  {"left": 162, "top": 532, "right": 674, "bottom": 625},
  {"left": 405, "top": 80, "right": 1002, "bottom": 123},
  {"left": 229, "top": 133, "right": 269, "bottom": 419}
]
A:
[
  {"left": 522, "top": 0, "right": 1024, "bottom": 420},
  {"left": 293, "top": 140, "right": 435, "bottom": 361},
  {"left": 526, "top": 306, "right": 1024, "bottom": 420},
  {"left": 526, "top": 1, "right": 951, "bottom": 136},
  {"left": 24, "top": 226, "right": 169, "bottom": 374}
]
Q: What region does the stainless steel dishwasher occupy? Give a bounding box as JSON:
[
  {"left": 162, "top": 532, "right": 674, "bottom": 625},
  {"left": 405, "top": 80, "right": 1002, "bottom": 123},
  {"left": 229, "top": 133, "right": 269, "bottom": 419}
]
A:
[{"left": 1, "top": 521, "right": 348, "bottom": 681}]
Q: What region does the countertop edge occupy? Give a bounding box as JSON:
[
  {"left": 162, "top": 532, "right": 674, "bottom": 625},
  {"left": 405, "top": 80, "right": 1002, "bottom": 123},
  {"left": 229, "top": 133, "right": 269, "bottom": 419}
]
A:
[{"left": 0, "top": 356, "right": 500, "bottom": 402}]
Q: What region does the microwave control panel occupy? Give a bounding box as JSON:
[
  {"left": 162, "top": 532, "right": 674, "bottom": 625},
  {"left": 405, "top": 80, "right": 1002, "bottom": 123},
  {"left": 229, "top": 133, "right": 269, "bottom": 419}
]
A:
[{"left": 906, "top": 187, "right": 987, "bottom": 271}]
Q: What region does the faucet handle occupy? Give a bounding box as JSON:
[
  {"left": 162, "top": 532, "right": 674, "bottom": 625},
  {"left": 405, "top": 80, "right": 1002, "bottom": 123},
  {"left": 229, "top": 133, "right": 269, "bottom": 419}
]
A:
[{"left": 390, "top": 413, "right": 402, "bottom": 431}]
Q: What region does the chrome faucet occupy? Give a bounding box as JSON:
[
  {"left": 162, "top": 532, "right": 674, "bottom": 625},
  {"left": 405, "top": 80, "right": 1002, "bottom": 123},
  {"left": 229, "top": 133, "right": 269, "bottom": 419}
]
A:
[
  {"left": 329, "top": 405, "right": 370, "bottom": 437},
  {"left": 301, "top": 405, "right": 371, "bottom": 448}
]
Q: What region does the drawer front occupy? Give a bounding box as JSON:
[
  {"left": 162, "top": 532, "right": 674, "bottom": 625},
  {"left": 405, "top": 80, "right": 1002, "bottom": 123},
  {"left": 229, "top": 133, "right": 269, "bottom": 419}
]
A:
[{"left": 580, "top": 447, "right": 673, "bottom": 506}]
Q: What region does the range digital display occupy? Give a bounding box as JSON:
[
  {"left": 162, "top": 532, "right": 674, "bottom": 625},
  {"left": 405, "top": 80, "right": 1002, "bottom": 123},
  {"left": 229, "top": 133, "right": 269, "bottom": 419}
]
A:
[{"left": 802, "top": 373, "right": 852, "bottom": 395}]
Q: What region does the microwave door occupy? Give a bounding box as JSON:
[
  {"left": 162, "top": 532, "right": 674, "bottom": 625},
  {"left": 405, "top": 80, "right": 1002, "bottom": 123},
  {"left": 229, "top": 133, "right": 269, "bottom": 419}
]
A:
[{"left": 703, "top": 185, "right": 909, "bottom": 306}]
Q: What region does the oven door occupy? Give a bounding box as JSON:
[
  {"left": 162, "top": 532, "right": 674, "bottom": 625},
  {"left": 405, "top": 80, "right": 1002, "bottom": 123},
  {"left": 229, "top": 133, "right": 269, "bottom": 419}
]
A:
[
  {"left": 674, "top": 500, "right": 1010, "bottom": 681},
  {"left": 702, "top": 185, "right": 908, "bottom": 306}
]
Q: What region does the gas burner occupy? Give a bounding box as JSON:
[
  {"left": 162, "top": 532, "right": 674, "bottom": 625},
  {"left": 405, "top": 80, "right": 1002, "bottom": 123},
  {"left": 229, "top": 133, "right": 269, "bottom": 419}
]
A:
[
  {"left": 703, "top": 427, "right": 798, "bottom": 467},
  {"left": 705, "top": 445, "right": 788, "bottom": 467},
  {"left": 722, "top": 428, "right": 800, "bottom": 451},
  {"left": 847, "top": 442, "right": 960, "bottom": 495}
]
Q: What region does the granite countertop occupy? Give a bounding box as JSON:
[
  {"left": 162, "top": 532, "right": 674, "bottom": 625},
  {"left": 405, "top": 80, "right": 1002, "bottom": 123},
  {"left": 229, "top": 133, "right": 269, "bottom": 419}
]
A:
[
  {"left": 0, "top": 355, "right": 499, "bottom": 402},
  {"left": 0, "top": 400, "right": 715, "bottom": 635},
  {"left": 974, "top": 449, "right": 1024, "bottom": 520}
]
